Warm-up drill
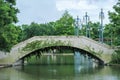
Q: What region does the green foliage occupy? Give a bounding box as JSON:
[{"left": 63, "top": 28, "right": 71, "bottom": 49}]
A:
[
  {"left": 22, "top": 40, "right": 71, "bottom": 51},
  {"left": 0, "top": 24, "right": 22, "bottom": 51},
  {"left": 54, "top": 11, "right": 74, "bottom": 35},
  {"left": 0, "top": 0, "right": 19, "bottom": 27},
  {"left": 89, "top": 22, "right": 99, "bottom": 39},
  {"left": 21, "top": 22, "right": 56, "bottom": 40},
  {"left": 6, "top": 0, "right": 16, "bottom": 5},
  {"left": 0, "top": 0, "right": 20, "bottom": 51},
  {"left": 104, "top": 24, "right": 114, "bottom": 45},
  {"left": 108, "top": 0, "right": 120, "bottom": 46},
  {"left": 21, "top": 11, "right": 74, "bottom": 41},
  {"left": 111, "top": 50, "right": 120, "bottom": 64},
  {"left": 106, "top": 0, "right": 120, "bottom": 64},
  {"left": 81, "top": 22, "right": 99, "bottom": 40}
]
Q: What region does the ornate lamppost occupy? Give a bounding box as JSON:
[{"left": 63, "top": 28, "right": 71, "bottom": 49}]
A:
[
  {"left": 74, "top": 16, "right": 80, "bottom": 36},
  {"left": 99, "top": 8, "right": 104, "bottom": 43},
  {"left": 83, "top": 12, "right": 90, "bottom": 38}
]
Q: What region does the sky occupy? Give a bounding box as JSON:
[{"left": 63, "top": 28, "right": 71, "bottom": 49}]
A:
[{"left": 16, "top": 0, "right": 118, "bottom": 25}]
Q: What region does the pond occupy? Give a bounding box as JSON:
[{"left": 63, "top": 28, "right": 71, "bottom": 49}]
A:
[{"left": 0, "top": 52, "right": 120, "bottom": 80}]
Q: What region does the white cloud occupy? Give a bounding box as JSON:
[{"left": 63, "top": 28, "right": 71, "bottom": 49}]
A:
[
  {"left": 56, "top": 0, "right": 117, "bottom": 24},
  {"left": 16, "top": 0, "right": 117, "bottom": 25},
  {"left": 56, "top": 0, "right": 117, "bottom": 11},
  {"left": 56, "top": 0, "right": 98, "bottom": 11},
  {"left": 56, "top": 0, "right": 76, "bottom": 11},
  {"left": 78, "top": 0, "right": 98, "bottom": 10}
]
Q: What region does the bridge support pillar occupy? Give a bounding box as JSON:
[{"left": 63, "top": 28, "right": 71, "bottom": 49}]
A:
[
  {"left": 98, "top": 61, "right": 104, "bottom": 65},
  {"left": 13, "top": 59, "right": 24, "bottom": 66}
]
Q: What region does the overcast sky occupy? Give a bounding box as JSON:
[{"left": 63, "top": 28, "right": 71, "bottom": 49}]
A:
[{"left": 16, "top": 0, "right": 117, "bottom": 25}]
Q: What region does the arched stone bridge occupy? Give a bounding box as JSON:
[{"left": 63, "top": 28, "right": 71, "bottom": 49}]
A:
[{"left": 0, "top": 36, "right": 115, "bottom": 65}]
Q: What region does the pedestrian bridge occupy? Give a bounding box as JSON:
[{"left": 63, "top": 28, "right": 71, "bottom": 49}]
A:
[{"left": 0, "top": 36, "right": 115, "bottom": 65}]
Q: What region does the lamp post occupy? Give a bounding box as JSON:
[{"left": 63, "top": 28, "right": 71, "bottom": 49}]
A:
[
  {"left": 74, "top": 16, "right": 80, "bottom": 36},
  {"left": 83, "top": 12, "right": 90, "bottom": 38},
  {"left": 99, "top": 8, "right": 104, "bottom": 43}
]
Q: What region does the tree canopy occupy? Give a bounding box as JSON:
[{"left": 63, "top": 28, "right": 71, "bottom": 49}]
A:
[
  {"left": 0, "top": 0, "right": 19, "bottom": 27},
  {"left": 0, "top": 0, "right": 20, "bottom": 51},
  {"left": 21, "top": 11, "right": 75, "bottom": 41},
  {"left": 54, "top": 11, "right": 74, "bottom": 35},
  {"left": 107, "top": 0, "right": 120, "bottom": 45}
]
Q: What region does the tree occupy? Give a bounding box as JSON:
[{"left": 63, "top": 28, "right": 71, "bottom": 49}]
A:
[
  {"left": 21, "top": 22, "right": 56, "bottom": 40},
  {"left": 54, "top": 11, "right": 74, "bottom": 35},
  {"left": 104, "top": 24, "right": 114, "bottom": 45},
  {"left": 89, "top": 22, "right": 99, "bottom": 39},
  {"left": 0, "top": 0, "right": 19, "bottom": 27},
  {"left": 108, "top": 0, "right": 120, "bottom": 46},
  {"left": 22, "top": 22, "right": 41, "bottom": 39},
  {"left": 107, "top": 0, "right": 120, "bottom": 64},
  {"left": 81, "top": 22, "right": 99, "bottom": 40},
  {"left": 0, "top": 24, "right": 22, "bottom": 51},
  {"left": 0, "top": 0, "right": 19, "bottom": 51}
]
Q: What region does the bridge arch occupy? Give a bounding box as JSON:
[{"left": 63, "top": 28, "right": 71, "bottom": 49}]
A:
[{"left": 17, "top": 46, "right": 104, "bottom": 65}]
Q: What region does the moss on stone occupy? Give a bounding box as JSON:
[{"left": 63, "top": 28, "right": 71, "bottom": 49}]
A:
[
  {"left": 22, "top": 40, "right": 71, "bottom": 51},
  {"left": 85, "top": 46, "right": 103, "bottom": 57}
]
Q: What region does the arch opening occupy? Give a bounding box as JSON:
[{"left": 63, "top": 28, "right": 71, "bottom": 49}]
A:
[{"left": 16, "top": 46, "right": 104, "bottom": 65}]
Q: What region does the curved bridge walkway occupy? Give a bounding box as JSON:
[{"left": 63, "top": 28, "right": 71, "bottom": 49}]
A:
[{"left": 0, "top": 36, "right": 115, "bottom": 65}]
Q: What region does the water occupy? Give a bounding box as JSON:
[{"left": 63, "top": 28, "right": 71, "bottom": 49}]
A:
[
  {"left": 0, "top": 53, "right": 120, "bottom": 80},
  {"left": 0, "top": 65, "right": 120, "bottom": 80}
]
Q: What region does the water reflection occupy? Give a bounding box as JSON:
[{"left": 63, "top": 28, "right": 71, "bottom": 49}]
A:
[
  {"left": 0, "top": 53, "right": 120, "bottom": 80},
  {"left": 74, "top": 51, "right": 98, "bottom": 74},
  {"left": 1, "top": 65, "right": 120, "bottom": 80},
  {"left": 14, "top": 65, "right": 101, "bottom": 79}
]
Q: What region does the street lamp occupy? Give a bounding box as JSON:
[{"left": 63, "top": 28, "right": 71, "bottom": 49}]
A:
[
  {"left": 74, "top": 16, "right": 81, "bottom": 36},
  {"left": 99, "top": 8, "right": 104, "bottom": 43},
  {"left": 83, "top": 12, "right": 90, "bottom": 38}
]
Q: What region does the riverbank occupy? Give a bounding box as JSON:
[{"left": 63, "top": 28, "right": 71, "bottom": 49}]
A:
[
  {"left": 109, "top": 64, "right": 120, "bottom": 66},
  {"left": 0, "top": 64, "right": 12, "bottom": 69},
  {"left": 0, "top": 66, "right": 4, "bottom": 68}
]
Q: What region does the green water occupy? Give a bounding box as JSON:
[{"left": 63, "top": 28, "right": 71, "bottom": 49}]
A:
[
  {"left": 0, "top": 65, "right": 120, "bottom": 80},
  {"left": 0, "top": 54, "right": 120, "bottom": 80}
]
